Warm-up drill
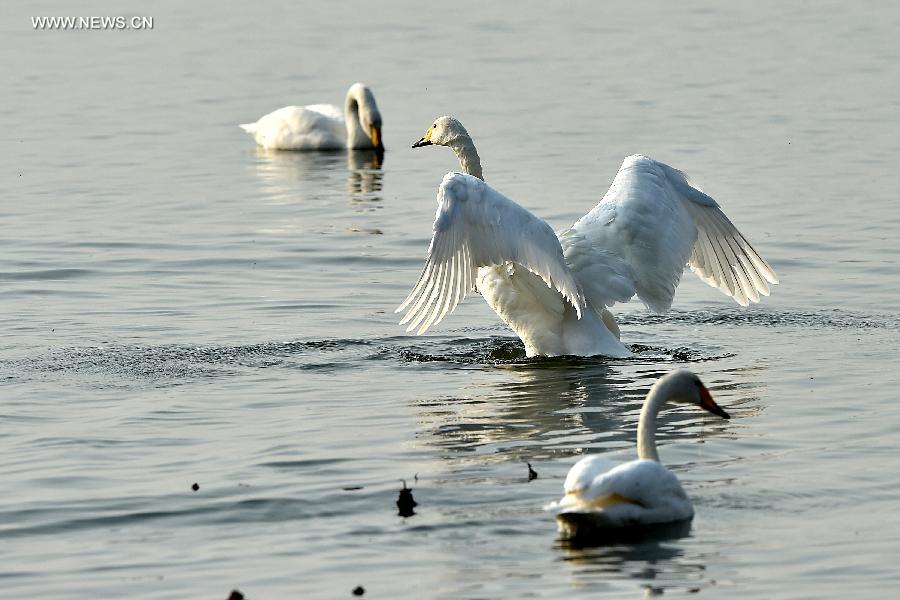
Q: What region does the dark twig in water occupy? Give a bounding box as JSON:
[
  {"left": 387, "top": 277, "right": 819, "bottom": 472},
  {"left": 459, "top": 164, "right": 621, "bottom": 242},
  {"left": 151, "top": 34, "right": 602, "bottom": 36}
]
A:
[
  {"left": 397, "top": 479, "right": 417, "bottom": 517},
  {"left": 527, "top": 463, "right": 538, "bottom": 481}
]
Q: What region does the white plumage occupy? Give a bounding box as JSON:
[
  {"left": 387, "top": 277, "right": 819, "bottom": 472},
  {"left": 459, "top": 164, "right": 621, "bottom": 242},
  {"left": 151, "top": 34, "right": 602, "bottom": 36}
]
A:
[
  {"left": 397, "top": 173, "right": 584, "bottom": 335},
  {"left": 554, "top": 458, "right": 692, "bottom": 528},
  {"left": 240, "top": 83, "right": 383, "bottom": 152},
  {"left": 400, "top": 116, "right": 778, "bottom": 357},
  {"left": 546, "top": 370, "right": 730, "bottom": 537}
]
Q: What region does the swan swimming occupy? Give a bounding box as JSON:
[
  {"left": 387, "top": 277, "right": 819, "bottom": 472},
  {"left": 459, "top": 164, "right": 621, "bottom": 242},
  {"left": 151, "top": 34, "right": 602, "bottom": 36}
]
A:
[
  {"left": 240, "top": 83, "right": 384, "bottom": 152},
  {"left": 545, "top": 370, "right": 730, "bottom": 537},
  {"left": 398, "top": 116, "right": 778, "bottom": 357}
]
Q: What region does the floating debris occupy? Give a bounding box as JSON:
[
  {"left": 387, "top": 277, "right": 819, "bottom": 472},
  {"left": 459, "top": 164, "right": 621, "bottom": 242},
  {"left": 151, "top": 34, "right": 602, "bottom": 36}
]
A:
[
  {"left": 397, "top": 479, "right": 417, "bottom": 517},
  {"left": 527, "top": 463, "right": 538, "bottom": 481},
  {"left": 191, "top": 483, "right": 200, "bottom": 492},
  {"left": 352, "top": 585, "right": 365, "bottom": 596},
  {"left": 342, "top": 486, "right": 364, "bottom": 491},
  {"left": 227, "top": 591, "right": 245, "bottom": 600},
  {"left": 346, "top": 226, "right": 383, "bottom": 235}
]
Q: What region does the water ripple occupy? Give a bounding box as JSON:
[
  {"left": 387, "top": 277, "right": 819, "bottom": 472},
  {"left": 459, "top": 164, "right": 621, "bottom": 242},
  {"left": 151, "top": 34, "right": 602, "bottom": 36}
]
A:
[{"left": 5, "top": 306, "right": 894, "bottom": 385}]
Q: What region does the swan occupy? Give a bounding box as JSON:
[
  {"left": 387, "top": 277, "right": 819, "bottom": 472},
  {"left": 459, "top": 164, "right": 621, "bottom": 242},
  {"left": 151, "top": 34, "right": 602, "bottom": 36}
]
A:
[
  {"left": 545, "top": 370, "right": 730, "bottom": 537},
  {"left": 240, "top": 83, "right": 384, "bottom": 152},
  {"left": 398, "top": 116, "right": 778, "bottom": 357}
]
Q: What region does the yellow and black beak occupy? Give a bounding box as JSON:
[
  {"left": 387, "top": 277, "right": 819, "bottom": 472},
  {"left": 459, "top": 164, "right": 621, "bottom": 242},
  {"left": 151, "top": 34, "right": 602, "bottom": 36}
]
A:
[
  {"left": 699, "top": 384, "right": 730, "bottom": 419},
  {"left": 412, "top": 126, "right": 433, "bottom": 149},
  {"left": 370, "top": 125, "right": 384, "bottom": 152}
]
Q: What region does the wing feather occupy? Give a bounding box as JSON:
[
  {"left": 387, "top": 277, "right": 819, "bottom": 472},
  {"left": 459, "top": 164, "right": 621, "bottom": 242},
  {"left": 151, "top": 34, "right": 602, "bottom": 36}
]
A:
[
  {"left": 567, "top": 155, "right": 777, "bottom": 312},
  {"left": 680, "top": 189, "right": 778, "bottom": 305},
  {"left": 397, "top": 172, "right": 584, "bottom": 334}
]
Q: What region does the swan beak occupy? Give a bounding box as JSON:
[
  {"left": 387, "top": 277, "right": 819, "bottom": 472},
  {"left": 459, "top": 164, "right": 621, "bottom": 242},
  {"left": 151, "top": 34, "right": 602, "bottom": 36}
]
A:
[
  {"left": 370, "top": 126, "right": 383, "bottom": 152},
  {"left": 699, "top": 385, "right": 730, "bottom": 419},
  {"left": 412, "top": 126, "right": 434, "bottom": 149}
]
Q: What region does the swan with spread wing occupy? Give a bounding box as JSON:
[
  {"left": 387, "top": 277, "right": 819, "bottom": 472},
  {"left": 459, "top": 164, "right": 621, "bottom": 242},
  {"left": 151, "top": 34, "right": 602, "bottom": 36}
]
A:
[{"left": 398, "top": 117, "right": 778, "bottom": 357}]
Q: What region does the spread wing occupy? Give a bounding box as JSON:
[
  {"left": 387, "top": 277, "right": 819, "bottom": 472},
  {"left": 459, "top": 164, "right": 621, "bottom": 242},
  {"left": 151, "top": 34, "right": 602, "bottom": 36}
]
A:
[
  {"left": 396, "top": 172, "right": 585, "bottom": 334},
  {"left": 562, "top": 155, "right": 778, "bottom": 313}
]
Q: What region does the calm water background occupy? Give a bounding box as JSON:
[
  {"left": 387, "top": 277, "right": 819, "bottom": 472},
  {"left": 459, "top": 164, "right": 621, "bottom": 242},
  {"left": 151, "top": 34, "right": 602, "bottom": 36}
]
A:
[{"left": 3, "top": 1, "right": 900, "bottom": 598}]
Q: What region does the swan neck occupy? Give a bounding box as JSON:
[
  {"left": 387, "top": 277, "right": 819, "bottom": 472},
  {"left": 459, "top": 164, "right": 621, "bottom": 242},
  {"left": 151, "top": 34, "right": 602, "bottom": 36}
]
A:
[
  {"left": 637, "top": 383, "right": 668, "bottom": 462},
  {"left": 344, "top": 88, "right": 369, "bottom": 148},
  {"left": 450, "top": 138, "right": 483, "bottom": 180}
]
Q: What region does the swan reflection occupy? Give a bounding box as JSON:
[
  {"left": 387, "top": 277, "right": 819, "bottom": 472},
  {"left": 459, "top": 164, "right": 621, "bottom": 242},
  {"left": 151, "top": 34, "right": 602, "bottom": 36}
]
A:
[
  {"left": 412, "top": 344, "right": 749, "bottom": 463},
  {"left": 345, "top": 149, "right": 384, "bottom": 208},
  {"left": 248, "top": 147, "right": 384, "bottom": 210},
  {"left": 557, "top": 534, "right": 709, "bottom": 595}
]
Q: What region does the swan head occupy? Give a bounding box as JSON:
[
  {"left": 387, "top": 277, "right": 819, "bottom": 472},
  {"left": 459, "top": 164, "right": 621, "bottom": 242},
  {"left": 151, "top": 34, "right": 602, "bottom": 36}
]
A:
[
  {"left": 412, "top": 116, "right": 471, "bottom": 149},
  {"left": 660, "top": 370, "right": 730, "bottom": 419},
  {"left": 348, "top": 83, "right": 384, "bottom": 152}
]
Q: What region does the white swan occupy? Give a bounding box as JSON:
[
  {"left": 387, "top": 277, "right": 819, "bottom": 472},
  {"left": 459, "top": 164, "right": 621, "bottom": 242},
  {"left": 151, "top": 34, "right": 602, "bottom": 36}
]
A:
[
  {"left": 240, "top": 83, "right": 383, "bottom": 152},
  {"left": 546, "top": 370, "right": 730, "bottom": 537},
  {"left": 399, "top": 116, "right": 778, "bottom": 357}
]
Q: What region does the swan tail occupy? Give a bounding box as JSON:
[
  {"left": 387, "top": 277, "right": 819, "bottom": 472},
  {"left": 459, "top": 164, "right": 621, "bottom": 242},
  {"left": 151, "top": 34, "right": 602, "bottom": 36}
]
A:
[{"left": 239, "top": 123, "right": 257, "bottom": 133}]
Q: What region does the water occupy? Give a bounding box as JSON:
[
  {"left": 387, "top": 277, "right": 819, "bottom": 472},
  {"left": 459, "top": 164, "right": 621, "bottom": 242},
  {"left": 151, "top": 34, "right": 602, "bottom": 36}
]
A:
[{"left": 3, "top": 1, "right": 900, "bottom": 597}]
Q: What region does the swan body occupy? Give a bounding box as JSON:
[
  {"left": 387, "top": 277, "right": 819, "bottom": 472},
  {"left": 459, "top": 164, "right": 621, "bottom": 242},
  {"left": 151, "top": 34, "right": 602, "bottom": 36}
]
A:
[
  {"left": 240, "top": 83, "right": 383, "bottom": 152},
  {"left": 400, "top": 117, "right": 778, "bottom": 357},
  {"left": 396, "top": 173, "right": 585, "bottom": 338},
  {"left": 546, "top": 370, "right": 730, "bottom": 536}
]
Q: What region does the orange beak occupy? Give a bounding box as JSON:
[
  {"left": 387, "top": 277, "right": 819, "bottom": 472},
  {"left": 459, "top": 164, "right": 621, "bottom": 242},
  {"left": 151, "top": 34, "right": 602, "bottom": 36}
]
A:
[
  {"left": 699, "top": 384, "right": 730, "bottom": 419},
  {"left": 370, "top": 125, "right": 383, "bottom": 151}
]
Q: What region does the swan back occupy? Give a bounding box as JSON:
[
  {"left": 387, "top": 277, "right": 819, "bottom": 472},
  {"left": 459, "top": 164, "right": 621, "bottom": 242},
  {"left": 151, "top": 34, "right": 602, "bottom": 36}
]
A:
[
  {"left": 239, "top": 105, "right": 345, "bottom": 150},
  {"left": 548, "top": 456, "right": 694, "bottom": 527}
]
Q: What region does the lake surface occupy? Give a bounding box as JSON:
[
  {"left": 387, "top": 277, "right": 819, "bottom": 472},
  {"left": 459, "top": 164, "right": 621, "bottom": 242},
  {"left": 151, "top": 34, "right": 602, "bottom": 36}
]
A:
[{"left": 3, "top": 1, "right": 900, "bottom": 598}]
